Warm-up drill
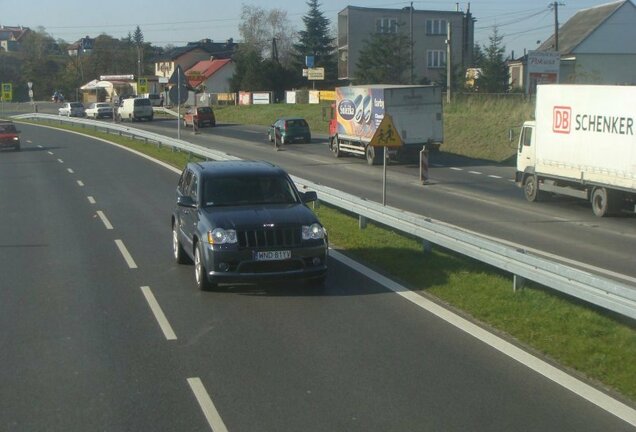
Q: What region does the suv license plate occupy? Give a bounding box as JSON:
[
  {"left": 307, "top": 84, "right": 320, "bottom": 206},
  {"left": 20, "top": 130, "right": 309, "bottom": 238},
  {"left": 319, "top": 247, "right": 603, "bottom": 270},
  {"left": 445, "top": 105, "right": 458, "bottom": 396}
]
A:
[{"left": 255, "top": 250, "right": 291, "bottom": 261}]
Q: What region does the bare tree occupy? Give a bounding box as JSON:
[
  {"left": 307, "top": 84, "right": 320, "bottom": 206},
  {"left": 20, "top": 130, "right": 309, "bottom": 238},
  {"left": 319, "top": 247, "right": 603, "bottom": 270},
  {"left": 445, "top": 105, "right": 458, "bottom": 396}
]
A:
[{"left": 238, "top": 4, "right": 296, "bottom": 67}]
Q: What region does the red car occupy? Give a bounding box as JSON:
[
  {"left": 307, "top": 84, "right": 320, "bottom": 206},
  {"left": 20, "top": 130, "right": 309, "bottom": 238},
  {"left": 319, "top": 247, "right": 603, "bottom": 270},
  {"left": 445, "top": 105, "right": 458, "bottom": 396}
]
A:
[
  {"left": 0, "top": 121, "right": 21, "bottom": 151},
  {"left": 183, "top": 106, "right": 216, "bottom": 128}
]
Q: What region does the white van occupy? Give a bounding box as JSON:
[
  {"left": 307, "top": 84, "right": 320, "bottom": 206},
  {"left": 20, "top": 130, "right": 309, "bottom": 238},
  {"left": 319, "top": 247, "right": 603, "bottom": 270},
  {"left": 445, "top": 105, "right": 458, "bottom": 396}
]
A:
[{"left": 118, "top": 97, "right": 153, "bottom": 122}]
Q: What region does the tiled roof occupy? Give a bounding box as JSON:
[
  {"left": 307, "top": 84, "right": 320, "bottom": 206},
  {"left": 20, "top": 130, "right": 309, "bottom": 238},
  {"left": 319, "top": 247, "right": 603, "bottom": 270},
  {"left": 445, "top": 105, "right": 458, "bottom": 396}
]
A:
[{"left": 186, "top": 59, "right": 232, "bottom": 87}]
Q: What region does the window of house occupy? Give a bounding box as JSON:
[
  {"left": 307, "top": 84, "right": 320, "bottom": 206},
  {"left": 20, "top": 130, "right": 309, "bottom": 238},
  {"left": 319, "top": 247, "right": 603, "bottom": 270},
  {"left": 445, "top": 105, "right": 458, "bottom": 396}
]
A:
[
  {"left": 376, "top": 17, "right": 398, "bottom": 34},
  {"left": 426, "top": 19, "right": 447, "bottom": 35},
  {"left": 427, "top": 50, "right": 446, "bottom": 68}
]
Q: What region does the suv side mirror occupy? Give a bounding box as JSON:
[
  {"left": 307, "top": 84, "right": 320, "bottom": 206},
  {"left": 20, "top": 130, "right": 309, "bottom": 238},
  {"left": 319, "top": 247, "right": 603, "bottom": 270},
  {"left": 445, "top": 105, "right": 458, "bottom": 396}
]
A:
[
  {"left": 301, "top": 191, "right": 318, "bottom": 203},
  {"left": 177, "top": 195, "right": 197, "bottom": 208}
]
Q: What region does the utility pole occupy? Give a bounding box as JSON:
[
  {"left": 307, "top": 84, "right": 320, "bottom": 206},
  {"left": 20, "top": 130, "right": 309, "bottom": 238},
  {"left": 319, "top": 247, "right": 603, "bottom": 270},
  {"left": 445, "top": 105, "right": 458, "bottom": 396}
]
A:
[
  {"left": 550, "top": 2, "right": 564, "bottom": 51},
  {"left": 446, "top": 21, "right": 451, "bottom": 104},
  {"left": 410, "top": 2, "right": 414, "bottom": 84}
]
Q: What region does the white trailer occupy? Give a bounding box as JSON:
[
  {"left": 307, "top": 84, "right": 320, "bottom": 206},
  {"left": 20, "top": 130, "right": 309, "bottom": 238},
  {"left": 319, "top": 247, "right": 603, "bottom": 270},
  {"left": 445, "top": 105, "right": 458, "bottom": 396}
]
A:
[
  {"left": 515, "top": 84, "right": 636, "bottom": 216},
  {"left": 328, "top": 85, "right": 443, "bottom": 165}
]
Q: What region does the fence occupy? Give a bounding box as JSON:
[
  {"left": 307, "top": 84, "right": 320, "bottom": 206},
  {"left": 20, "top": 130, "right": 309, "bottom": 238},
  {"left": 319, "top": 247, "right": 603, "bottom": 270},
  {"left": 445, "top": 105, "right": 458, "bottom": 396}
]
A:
[{"left": 12, "top": 113, "right": 636, "bottom": 320}]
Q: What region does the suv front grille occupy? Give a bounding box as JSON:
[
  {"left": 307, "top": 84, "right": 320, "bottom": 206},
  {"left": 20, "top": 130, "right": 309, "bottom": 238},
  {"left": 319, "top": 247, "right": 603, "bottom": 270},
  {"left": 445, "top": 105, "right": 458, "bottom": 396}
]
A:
[{"left": 237, "top": 227, "right": 301, "bottom": 248}]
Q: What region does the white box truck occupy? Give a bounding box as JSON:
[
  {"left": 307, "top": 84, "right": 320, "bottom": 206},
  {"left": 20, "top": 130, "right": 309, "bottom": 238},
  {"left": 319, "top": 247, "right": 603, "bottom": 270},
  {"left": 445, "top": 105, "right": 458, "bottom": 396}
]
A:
[
  {"left": 516, "top": 84, "right": 636, "bottom": 217},
  {"left": 328, "top": 85, "right": 443, "bottom": 165}
]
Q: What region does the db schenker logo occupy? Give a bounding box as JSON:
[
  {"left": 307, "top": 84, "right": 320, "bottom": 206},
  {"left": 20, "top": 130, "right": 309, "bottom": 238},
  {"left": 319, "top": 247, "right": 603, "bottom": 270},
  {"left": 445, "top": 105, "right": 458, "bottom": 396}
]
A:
[
  {"left": 553, "top": 106, "right": 572, "bottom": 134},
  {"left": 338, "top": 99, "right": 356, "bottom": 121}
]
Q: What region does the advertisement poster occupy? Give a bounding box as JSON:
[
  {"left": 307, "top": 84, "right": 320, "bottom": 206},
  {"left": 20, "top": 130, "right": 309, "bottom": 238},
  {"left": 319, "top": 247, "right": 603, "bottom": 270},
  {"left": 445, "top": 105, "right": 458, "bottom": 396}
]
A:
[{"left": 335, "top": 87, "right": 385, "bottom": 140}]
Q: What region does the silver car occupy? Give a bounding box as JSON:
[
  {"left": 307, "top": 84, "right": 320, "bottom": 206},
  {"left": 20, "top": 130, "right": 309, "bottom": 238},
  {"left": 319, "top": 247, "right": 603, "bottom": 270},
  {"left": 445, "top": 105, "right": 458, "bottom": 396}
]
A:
[
  {"left": 58, "top": 102, "right": 85, "bottom": 117},
  {"left": 85, "top": 102, "right": 113, "bottom": 119}
]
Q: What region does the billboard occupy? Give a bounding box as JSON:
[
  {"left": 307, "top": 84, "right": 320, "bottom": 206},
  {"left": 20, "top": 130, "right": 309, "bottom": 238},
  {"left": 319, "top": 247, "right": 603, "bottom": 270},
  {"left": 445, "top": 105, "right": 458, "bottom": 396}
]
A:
[{"left": 527, "top": 51, "right": 560, "bottom": 94}]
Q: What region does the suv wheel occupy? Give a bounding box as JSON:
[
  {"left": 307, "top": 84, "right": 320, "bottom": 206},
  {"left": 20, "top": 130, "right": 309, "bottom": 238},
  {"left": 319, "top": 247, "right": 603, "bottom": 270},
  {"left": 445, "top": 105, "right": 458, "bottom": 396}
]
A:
[
  {"left": 194, "top": 243, "right": 216, "bottom": 291},
  {"left": 172, "top": 223, "right": 189, "bottom": 264}
]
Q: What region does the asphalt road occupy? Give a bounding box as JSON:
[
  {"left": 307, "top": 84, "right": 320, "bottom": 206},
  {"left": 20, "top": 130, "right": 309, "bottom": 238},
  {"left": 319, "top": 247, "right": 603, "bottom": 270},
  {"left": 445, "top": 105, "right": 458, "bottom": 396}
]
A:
[{"left": 1, "top": 125, "right": 633, "bottom": 431}]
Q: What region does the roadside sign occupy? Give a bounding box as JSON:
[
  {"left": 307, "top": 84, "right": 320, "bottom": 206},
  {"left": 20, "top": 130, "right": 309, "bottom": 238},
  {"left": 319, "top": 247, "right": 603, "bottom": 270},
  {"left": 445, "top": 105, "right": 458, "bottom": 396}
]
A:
[
  {"left": 307, "top": 67, "right": 325, "bottom": 80},
  {"left": 27, "top": 81, "right": 33, "bottom": 89},
  {"left": 169, "top": 65, "right": 186, "bottom": 86},
  {"left": 1, "top": 83, "right": 12, "bottom": 102},
  {"left": 369, "top": 114, "right": 403, "bottom": 148},
  {"left": 305, "top": 55, "right": 314, "bottom": 68},
  {"left": 138, "top": 77, "right": 148, "bottom": 95}
]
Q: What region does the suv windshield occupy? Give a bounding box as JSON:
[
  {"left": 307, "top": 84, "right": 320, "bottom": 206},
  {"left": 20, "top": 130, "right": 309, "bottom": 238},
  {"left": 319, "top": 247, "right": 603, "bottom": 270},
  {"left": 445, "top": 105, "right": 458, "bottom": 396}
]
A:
[
  {"left": 0, "top": 123, "right": 17, "bottom": 133},
  {"left": 134, "top": 99, "right": 151, "bottom": 106},
  {"left": 203, "top": 175, "right": 298, "bottom": 207}
]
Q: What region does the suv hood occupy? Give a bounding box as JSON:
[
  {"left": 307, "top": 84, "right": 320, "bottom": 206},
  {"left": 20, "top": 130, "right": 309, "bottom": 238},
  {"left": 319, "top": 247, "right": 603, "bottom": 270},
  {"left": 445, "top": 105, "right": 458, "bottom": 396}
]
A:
[{"left": 203, "top": 204, "right": 318, "bottom": 229}]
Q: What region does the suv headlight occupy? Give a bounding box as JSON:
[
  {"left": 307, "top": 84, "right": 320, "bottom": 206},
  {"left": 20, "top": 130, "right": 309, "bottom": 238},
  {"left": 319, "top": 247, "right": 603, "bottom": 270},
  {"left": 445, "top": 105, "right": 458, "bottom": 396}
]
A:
[
  {"left": 302, "top": 223, "right": 325, "bottom": 240},
  {"left": 207, "top": 228, "right": 237, "bottom": 244}
]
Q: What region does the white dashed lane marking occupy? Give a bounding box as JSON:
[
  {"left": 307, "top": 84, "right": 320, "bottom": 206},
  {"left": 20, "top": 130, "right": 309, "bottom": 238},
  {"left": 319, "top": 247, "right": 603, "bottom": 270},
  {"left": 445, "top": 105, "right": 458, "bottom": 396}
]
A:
[
  {"left": 114, "top": 239, "right": 137, "bottom": 269},
  {"left": 67, "top": 168, "right": 74, "bottom": 174},
  {"left": 87, "top": 196, "right": 96, "bottom": 204},
  {"left": 187, "top": 378, "right": 229, "bottom": 432},
  {"left": 140, "top": 286, "right": 177, "bottom": 341},
  {"left": 77, "top": 180, "right": 84, "bottom": 187},
  {"left": 96, "top": 211, "right": 113, "bottom": 230}
]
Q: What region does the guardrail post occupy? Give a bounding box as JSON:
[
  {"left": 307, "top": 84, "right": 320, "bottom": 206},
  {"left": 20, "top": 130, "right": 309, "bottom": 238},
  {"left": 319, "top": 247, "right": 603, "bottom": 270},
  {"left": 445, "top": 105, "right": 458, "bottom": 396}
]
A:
[
  {"left": 513, "top": 275, "right": 525, "bottom": 292},
  {"left": 359, "top": 215, "right": 367, "bottom": 229}
]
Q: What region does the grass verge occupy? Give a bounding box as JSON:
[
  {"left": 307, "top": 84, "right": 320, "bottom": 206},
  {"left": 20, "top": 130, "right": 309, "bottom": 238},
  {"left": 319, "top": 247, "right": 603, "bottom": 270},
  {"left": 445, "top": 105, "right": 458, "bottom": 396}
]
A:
[{"left": 21, "top": 118, "right": 636, "bottom": 403}]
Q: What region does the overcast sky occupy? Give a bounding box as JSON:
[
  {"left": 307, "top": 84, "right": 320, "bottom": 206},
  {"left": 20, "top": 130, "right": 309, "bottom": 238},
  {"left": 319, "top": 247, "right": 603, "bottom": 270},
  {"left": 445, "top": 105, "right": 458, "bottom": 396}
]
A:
[{"left": 0, "top": 0, "right": 614, "bottom": 58}]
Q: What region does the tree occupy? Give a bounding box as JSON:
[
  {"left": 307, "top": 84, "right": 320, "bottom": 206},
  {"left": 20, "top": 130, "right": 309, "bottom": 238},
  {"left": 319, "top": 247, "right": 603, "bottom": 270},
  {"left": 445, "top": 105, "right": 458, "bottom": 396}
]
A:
[
  {"left": 354, "top": 28, "right": 412, "bottom": 85},
  {"left": 476, "top": 27, "right": 510, "bottom": 93},
  {"left": 133, "top": 26, "right": 144, "bottom": 78},
  {"left": 238, "top": 5, "right": 296, "bottom": 66},
  {"left": 292, "top": 0, "right": 337, "bottom": 88}
]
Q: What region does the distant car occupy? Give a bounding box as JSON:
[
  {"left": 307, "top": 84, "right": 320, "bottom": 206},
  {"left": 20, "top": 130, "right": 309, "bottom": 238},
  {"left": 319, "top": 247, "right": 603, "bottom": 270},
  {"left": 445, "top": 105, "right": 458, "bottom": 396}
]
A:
[
  {"left": 172, "top": 160, "right": 328, "bottom": 291},
  {"left": 85, "top": 102, "right": 113, "bottom": 119},
  {"left": 0, "top": 120, "right": 21, "bottom": 151},
  {"left": 117, "top": 97, "right": 153, "bottom": 122},
  {"left": 58, "top": 102, "right": 85, "bottom": 117},
  {"left": 268, "top": 117, "right": 311, "bottom": 144},
  {"left": 145, "top": 93, "right": 163, "bottom": 107},
  {"left": 183, "top": 106, "right": 216, "bottom": 128}
]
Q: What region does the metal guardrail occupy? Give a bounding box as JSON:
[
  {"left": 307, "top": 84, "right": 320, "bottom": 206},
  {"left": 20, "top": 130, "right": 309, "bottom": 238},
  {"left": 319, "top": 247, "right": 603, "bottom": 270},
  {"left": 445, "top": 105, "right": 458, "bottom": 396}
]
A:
[{"left": 13, "top": 113, "right": 636, "bottom": 320}]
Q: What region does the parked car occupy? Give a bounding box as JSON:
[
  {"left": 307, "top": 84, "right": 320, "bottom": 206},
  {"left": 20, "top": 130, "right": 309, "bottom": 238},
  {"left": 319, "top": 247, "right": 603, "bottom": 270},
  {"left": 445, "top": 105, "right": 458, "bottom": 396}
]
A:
[
  {"left": 117, "top": 97, "right": 153, "bottom": 122},
  {"left": 172, "top": 160, "right": 328, "bottom": 290},
  {"left": 85, "top": 102, "right": 114, "bottom": 119},
  {"left": 144, "top": 93, "right": 163, "bottom": 107},
  {"left": 268, "top": 117, "right": 311, "bottom": 144},
  {"left": 58, "top": 102, "right": 85, "bottom": 117},
  {"left": 183, "top": 106, "right": 216, "bottom": 128},
  {"left": 0, "top": 120, "right": 21, "bottom": 151}
]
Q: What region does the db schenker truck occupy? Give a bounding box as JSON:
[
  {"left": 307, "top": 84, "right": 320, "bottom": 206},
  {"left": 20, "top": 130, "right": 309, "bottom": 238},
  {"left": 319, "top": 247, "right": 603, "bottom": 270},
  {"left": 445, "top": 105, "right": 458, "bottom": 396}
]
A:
[
  {"left": 516, "top": 84, "right": 636, "bottom": 217},
  {"left": 328, "top": 85, "right": 443, "bottom": 165}
]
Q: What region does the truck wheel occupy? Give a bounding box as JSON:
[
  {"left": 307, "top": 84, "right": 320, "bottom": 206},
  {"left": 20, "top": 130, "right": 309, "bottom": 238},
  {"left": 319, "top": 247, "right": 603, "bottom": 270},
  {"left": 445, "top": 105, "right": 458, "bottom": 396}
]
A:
[
  {"left": 366, "top": 146, "right": 383, "bottom": 165},
  {"left": 591, "top": 187, "right": 619, "bottom": 217},
  {"left": 523, "top": 175, "right": 543, "bottom": 202},
  {"left": 332, "top": 137, "right": 342, "bottom": 158}
]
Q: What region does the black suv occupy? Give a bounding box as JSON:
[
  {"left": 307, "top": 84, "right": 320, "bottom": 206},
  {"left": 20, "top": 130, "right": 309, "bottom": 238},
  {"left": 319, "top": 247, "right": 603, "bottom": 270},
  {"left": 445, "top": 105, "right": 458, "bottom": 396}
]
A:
[{"left": 172, "top": 161, "right": 328, "bottom": 290}]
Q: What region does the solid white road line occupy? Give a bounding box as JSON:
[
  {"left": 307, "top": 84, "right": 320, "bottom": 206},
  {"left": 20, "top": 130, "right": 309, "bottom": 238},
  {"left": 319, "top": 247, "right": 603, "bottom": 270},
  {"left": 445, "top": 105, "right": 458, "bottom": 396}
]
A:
[
  {"left": 330, "top": 249, "right": 636, "bottom": 428},
  {"left": 140, "top": 286, "right": 177, "bottom": 340},
  {"left": 187, "top": 378, "right": 229, "bottom": 432},
  {"left": 114, "top": 239, "right": 138, "bottom": 269},
  {"left": 96, "top": 211, "right": 113, "bottom": 230},
  {"left": 77, "top": 180, "right": 84, "bottom": 187},
  {"left": 87, "top": 196, "right": 96, "bottom": 204}
]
